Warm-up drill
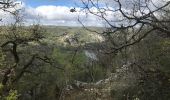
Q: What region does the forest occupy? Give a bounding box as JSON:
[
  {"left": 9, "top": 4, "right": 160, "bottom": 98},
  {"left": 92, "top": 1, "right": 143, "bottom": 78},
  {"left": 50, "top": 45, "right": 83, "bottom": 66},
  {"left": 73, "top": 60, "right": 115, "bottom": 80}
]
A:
[{"left": 0, "top": 0, "right": 170, "bottom": 100}]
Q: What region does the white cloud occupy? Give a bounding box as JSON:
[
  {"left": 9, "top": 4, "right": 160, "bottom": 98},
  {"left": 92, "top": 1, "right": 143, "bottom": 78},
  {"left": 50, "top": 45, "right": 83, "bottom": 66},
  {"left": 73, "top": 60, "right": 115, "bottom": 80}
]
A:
[
  {"left": 0, "top": 1, "right": 24, "bottom": 25},
  {"left": 23, "top": 5, "right": 106, "bottom": 26},
  {"left": 0, "top": 0, "right": 169, "bottom": 26}
]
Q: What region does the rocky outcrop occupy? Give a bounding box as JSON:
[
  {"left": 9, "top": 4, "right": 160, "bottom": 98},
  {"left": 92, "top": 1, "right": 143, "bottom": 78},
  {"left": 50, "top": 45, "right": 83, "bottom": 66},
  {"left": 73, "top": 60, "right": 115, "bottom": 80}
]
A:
[{"left": 60, "top": 62, "right": 137, "bottom": 100}]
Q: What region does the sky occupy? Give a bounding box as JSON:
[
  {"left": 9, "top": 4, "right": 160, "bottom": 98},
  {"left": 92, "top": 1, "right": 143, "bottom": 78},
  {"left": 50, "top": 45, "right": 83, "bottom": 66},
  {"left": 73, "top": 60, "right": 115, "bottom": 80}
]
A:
[
  {"left": 23, "top": 0, "right": 77, "bottom": 7},
  {"left": 0, "top": 0, "right": 168, "bottom": 26},
  {"left": 0, "top": 0, "right": 101, "bottom": 26},
  {"left": 18, "top": 0, "right": 106, "bottom": 26}
]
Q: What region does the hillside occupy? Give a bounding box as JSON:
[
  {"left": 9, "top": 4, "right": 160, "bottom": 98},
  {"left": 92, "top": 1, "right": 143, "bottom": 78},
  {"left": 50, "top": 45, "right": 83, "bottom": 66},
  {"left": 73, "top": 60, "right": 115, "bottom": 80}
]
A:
[{"left": 42, "top": 26, "right": 105, "bottom": 46}]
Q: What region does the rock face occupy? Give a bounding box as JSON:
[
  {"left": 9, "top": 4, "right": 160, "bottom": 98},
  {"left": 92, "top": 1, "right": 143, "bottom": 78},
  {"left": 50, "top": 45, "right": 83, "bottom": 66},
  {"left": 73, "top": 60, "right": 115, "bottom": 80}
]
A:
[
  {"left": 57, "top": 32, "right": 105, "bottom": 46},
  {"left": 58, "top": 33, "right": 79, "bottom": 46},
  {"left": 84, "top": 50, "right": 98, "bottom": 61},
  {"left": 60, "top": 63, "right": 137, "bottom": 100},
  {"left": 60, "top": 77, "right": 114, "bottom": 100},
  {"left": 88, "top": 33, "right": 105, "bottom": 42}
]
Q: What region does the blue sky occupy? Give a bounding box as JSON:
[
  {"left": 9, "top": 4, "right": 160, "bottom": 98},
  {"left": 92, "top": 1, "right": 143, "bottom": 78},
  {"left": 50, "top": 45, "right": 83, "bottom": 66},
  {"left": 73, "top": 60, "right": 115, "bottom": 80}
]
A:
[{"left": 23, "top": 0, "right": 76, "bottom": 7}]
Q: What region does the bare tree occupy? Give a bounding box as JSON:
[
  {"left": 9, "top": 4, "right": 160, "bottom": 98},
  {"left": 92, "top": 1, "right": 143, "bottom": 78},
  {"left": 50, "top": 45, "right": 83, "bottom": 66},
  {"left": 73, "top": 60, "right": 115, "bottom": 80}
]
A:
[
  {"left": 77, "top": 1, "right": 170, "bottom": 99},
  {"left": 0, "top": 2, "right": 64, "bottom": 99},
  {"left": 79, "top": 0, "right": 170, "bottom": 53}
]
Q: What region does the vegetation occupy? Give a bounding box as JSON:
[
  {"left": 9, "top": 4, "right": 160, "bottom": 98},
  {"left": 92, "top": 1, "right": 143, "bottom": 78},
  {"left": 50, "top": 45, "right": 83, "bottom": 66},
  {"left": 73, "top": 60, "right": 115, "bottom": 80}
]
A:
[{"left": 0, "top": 0, "right": 170, "bottom": 100}]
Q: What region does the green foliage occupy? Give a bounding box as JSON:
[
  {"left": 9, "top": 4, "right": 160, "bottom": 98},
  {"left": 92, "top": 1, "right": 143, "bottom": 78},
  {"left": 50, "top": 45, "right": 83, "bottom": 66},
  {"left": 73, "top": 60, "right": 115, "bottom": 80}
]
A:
[
  {"left": 1, "top": 24, "right": 170, "bottom": 100},
  {"left": 0, "top": 83, "right": 4, "bottom": 95},
  {"left": 52, "top": 47, "right": 106, "bottom": 82},
  {"left": 0, "top": 50, "right": 6, "bottom": 68},
  {"left": 0, "top": 83, "right": 18, "bottom": 100},
  {"left": 6, "top": 90, "right": 18, "bottom": 100},
  {"left": 158, "top": 39, "right": 170, "bottom": 72}
]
